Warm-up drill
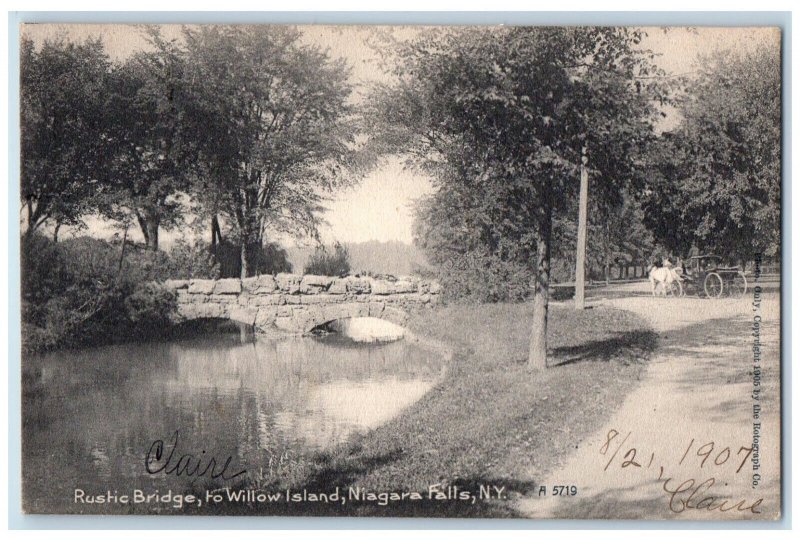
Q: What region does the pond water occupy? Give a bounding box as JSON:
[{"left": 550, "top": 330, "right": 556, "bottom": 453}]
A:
[{"left": 22, "top": 322, "right": 446, "bottom": 513}]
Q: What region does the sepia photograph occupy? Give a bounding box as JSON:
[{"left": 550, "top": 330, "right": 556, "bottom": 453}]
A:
[{"left": 16, "top": 21, "right": 782, "bottom": 521}]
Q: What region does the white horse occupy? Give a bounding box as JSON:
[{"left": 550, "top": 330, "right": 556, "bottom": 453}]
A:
[{"left": 648, "top": 264, "right": 683, "bottom": 297}]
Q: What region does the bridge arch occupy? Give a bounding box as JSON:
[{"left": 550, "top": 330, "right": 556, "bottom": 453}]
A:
[{"left": 164, "top": 274, "right": 440, "bottom": 335}]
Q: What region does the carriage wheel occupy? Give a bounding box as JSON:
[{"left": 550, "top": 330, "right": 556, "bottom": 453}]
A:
[
  {"left": 667, "top": 280, "right": 684, "bottom": 297},
  {"left": 729, "top": 271, "right": 748, "bottom": 298},
  {"left": 704, "top": 273, "right": 724, "bottom": 298}
]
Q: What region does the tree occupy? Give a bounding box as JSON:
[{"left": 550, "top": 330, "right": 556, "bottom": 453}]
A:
[
  {"left": 20, "top": 35, "right": 113, "bottom": 236},
  {"left": 412, "top": 176, "right": 534, "bottom": 303},
  {"left": 175, "top": 26, "right": 367, "bottom": 278},
  {"left": 561, "top": 29, "right": 672, "bottom": 306},
  {"left": 211, "top": 238, "right": 293, "bottom": 278},
  {"left": 641, "top": 44, "right": 781, "bottom": 262},
  {"left": 101, "top": 33, "right": 194, "bottom": 250},
  {"left": 590, "top": 192, "right": 658, "bottom": 281},
  {"left": 373, "top": 27, "right": 664, "bottom": 368},
  {"left": 550, "top": 190, "right": 657, "bottom": 283}
]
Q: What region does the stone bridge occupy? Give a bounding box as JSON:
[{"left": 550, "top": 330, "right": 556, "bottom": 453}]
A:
[{"left": 163, "top": 274, "right": 441, "bottom": 335}]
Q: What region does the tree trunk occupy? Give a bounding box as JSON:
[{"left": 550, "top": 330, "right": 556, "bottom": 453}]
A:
[
  {"left": 27, "top": 200, "right": 34, "bottom": 232},
  {"left": 574, "top": 145, "right": 589, "bottom": 309},
  {"left": 210, "top": 215, "right": 222, "bottom": 250},
  {"left": 240, "top": 237, "right": 250, "bottom": 279},
  {"left": 136, "top": 212, "right": 149, "bottom": 247},
  {"left": 24, "top": 199, "right": 45, "bottom": 238},
  {"left": 528, "top": 206, "right": 552, "bottom": 370},
  {"left": 145, "top": 216, "right": 159, "bottom": 251},
  {"left": 239, "top": 225, "right": 260, "bottom": 279},
  {"left": 236, "top": 169, "right": 265, "bottom": 279},
  {"left": 604, "top": 224, "right": 611, "bottom": 286},
  {"left": 118, "top": 225, "right": 129, "bottom": 274},
  {"left": 136, "top": 208, "right": 160, "bottom": 251},
  {"left": 53, "top": 222, "right": 61, "bottom": 243}
]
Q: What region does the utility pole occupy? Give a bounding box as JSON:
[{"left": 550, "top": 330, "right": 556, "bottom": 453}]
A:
[{"left": 574, "top": 144, "right": 589, "bottom": 310}]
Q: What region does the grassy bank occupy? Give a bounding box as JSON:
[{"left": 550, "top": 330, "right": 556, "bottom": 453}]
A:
[{"left": 197, "top": 302, "right": 656, "bottom": 518}]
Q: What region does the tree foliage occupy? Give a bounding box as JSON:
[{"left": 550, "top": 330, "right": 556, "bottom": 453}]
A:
[
  {"left": 173, "top": 25, "right": 368, "bottom": 277},
  {"left": 21, "top": 27, "right": 373, "bottom": 269},
  {"left": 375, "top": 27, "right": 666, "bottom": 367},
  {"left": 102, "top": 36, "right": 194, "bottom": 250},
  {"left": 641, "top": 44, "right": 781, "bottom": 260},
  {"left": 550, "top": 191, "right": 658, "bottom": 283},
  {"left": 20, "top": 35, "right": 113, "bottom": 234},
  {"left": 211, "top": 239, "right": 293, "bottom": 278}
]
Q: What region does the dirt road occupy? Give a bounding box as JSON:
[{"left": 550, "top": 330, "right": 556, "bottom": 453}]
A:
[{"left": 519, "top": 280, "right": 781, "bottom": 520}]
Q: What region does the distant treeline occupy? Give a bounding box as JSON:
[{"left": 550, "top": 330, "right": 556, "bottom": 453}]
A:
[{"left": 287, "top": 240, "right": 430, "bottom": 277}]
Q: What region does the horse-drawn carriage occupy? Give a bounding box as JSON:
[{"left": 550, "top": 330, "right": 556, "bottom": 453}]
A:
[{"left": 679, "top": 255, "right": 748, "bottom": 298}]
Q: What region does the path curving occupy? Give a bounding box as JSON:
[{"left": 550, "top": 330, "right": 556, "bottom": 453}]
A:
[{"left": 518, "top": 280, "right": 781, "bottom": 520}]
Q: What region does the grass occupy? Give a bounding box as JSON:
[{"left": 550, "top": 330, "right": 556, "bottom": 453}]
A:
[{"left": 192, "top": 302, "right": 656, "bottom": 518}]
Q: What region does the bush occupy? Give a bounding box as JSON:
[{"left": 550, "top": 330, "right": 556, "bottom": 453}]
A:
[
  {"left": 212, "top": 240, "right": 292, "bottom": 278},
  {"left": 20, "top": 233, "right": 190, "bottom": 353},
  {"left": 59, "top": 236, "right": 128, "bottom": 283},
  {"left": 20, "top": 234, "right": 315, "bottom": 352},
  {"left": 22, "top": 235, "right": 131, "bottom": 352},
  {"left": 124, "top": 282, "right": 177, "bottom": 329},
  {"left": 304, "top": 242, "right": 351, "bottom": 276},
  {"left": 260, "top": 242, "right": 293, "bottom": 274},
  {"left": 21, "top": 232, "right": 69, "bottom": 327},
  {"left": 435, "top": 252, "right": 531, "bottom": 303},
  {"left": 166, "top": 239, "right": 220, "bottom": 279}
]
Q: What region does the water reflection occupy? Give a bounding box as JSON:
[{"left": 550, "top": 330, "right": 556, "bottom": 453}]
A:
[
  {"left": 22, "top": 330, "right": 445, "bottom": 513},
  {"left": 324, "top": 317, "right": 406, "bottom": 342}
]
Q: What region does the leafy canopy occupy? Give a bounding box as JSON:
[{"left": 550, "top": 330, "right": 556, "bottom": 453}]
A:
[
  {"left": 373, "top": 27, "right": 666, "bottom": 294},
  {"left": 21, "top": 35, "right": 114, "bottom": 232},
  {"left": 641, "top": 43, "right": 781, "bottom": 260}
]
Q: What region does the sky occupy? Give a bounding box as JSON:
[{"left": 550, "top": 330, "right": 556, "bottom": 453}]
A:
[{"left": 20, "top": 24, "right": 780, "bottom": 247}]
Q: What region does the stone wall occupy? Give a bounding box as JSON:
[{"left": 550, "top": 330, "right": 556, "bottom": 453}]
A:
[{"left": 164, "top": 274, "right": 441, "bottom": 335}]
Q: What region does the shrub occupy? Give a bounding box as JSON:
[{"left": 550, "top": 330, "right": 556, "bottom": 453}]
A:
[
  {"left": 167, "top": 239, "right": 220, "bottom": 279},
  {"left": 21, "top": 232, "right": 69, "bottom": 327},
  {"left": 304, "top": 242, "right": 351, "bottom": 276},
  {"left": 124, "top": 282, "right": 177, "bottom": 329},
  {"left": 20, "top": 234, "right": 186, "bottom": 352},
  {"left": 58, "top": 236, "right": 128, "bottom": 284},
  {"left": 20, "top": 234, "right": 309, "bottom": 352},
  {"left": 260, "top": 242, "right": 293, "bottom": 274},
  {"left": 21, "top": 236, "right": 132, "bottom": 351},
  {"left": 212, "top": 240, "right": 292, "bottom": 278},
  {"left": 435, "top": 252, "right": 531, "bottom": 303}
]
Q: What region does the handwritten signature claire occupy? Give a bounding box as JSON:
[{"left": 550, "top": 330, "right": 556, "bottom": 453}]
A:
[
  {"left": 657, "top": 469, "right": 762, "bottom": 514},
  {"left": 145, "top": 430, "right": 247, "bottom": 481},
  {"left": 600, "top": 429, "right": 763, "bottom": 514}
]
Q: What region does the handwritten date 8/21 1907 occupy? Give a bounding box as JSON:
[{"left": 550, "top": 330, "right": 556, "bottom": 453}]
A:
[{"left": 601, "top": 429, "right": 763, "bottom": 514}]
